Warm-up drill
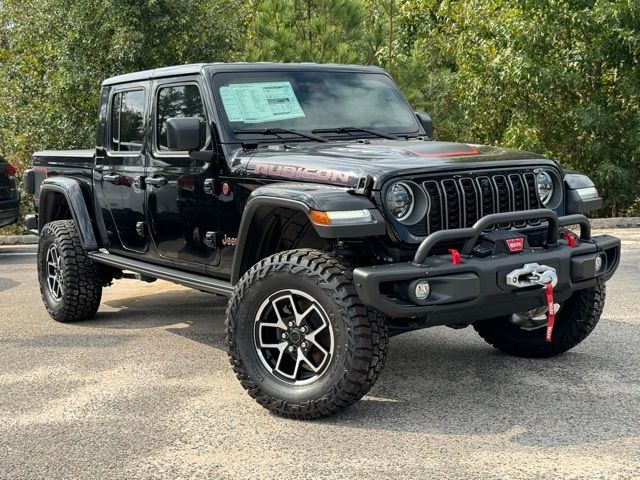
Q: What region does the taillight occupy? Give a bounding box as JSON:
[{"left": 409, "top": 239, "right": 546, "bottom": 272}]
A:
[{"left": 6, "top": 164, "right": 16, "bottom": 176}]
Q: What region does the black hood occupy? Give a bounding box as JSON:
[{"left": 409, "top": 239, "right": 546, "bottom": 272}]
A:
[{"left": 236, "top": 140, "right": 556, "bottom": 189}]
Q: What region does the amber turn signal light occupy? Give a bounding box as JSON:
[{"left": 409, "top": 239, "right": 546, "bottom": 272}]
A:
[{"left": 309, "top": 210, "right": 331, "bottom": 225}]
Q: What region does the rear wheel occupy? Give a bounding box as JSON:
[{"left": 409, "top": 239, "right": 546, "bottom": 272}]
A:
[
  {"left": 37, "top": 220, "right": 102, "bottom": 322},
  {"left": 473, "top": 280, "right": 605, "bottom": 358},
  {"left": 226, "top": 249, "right": 388, "bottom": 419}
]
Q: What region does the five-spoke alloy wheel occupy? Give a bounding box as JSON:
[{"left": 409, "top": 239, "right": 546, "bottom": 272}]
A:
[
  {"left": 226, "top": 249, "right": 388, "bottom": 419},
  {"left": 254, "top": 289, "right": 334, "bottom": 385}
]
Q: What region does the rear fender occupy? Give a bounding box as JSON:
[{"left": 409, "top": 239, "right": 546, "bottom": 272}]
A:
[{"left": 39, "top": 177, "right": 98, "bottom": 249}]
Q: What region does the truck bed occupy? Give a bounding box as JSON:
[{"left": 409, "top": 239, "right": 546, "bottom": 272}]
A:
[
  {"left": 32, "top": 149, "right": 95, "bottom": 167},
  {"left": 29, "top": 149, "right": 95, "bottom": 205}
]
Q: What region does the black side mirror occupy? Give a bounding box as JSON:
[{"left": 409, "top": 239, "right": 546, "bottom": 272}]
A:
[
  {"left": 415, "top": 112, "right": 433, "bottom": 139},
  {"left": 166, "top": 117, "right": 201, "bottom": 151}
]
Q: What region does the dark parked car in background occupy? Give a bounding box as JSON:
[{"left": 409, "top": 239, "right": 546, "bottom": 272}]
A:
[{"left": 0, "top": 155, "right": 19, "bottom": 228}]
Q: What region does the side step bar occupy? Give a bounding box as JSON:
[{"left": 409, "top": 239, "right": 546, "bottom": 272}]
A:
[{"left": 89, "top": 251, "right": 234, "bottom": 297}]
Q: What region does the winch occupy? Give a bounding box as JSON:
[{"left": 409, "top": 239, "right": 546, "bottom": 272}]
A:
[
  {"left": 505, "top": 263, "right": 558, "bottom": 289},
  {"left": 506, "top": 263, "right": 559, "bottom": 342}
]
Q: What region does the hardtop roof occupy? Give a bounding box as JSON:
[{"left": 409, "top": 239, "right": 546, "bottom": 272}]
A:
[{"left": 101, "top": 62, "right": 386, "bottom": 86}]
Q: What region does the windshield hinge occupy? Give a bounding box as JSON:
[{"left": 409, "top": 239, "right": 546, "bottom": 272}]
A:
[{"left": 348, "top": 174, "right": 374, "bottom": 196}]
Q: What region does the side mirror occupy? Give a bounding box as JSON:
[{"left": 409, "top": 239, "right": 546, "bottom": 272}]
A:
[
  {"left": 166, "top": 117, "right": 201, "bottom": 151},
  {"left": 415, "top": 112, "right": 433, "bottom": 139}
]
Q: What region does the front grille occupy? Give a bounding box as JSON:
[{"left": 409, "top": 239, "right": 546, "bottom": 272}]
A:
[{"left": 406, "top": 169, "right": 543, "bottom": 237}]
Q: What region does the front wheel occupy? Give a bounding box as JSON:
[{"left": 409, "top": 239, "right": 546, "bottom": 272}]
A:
[
  {"left": 226, "top": 249, "right": 388, "bottom": 419},
  {"left": 473, "top": 280, "right": 605, "bottom": 358}
]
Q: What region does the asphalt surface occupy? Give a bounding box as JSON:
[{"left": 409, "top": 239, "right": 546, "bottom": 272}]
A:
[{"left": 1, "top": 230, "right": 639, "bottom": 479}]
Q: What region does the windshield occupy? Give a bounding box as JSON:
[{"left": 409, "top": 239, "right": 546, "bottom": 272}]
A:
[{"left": 212, "top": 70, "right": 420, "bottom": 142}]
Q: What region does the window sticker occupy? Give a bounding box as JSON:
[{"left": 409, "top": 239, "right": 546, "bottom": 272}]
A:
[{"left": 220, "top": 81, "right": 305, "bottom": 123}]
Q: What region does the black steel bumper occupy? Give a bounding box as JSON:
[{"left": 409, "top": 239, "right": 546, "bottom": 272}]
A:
[{"left": 353, "top": 210, "right": 621, "bottom": 325}]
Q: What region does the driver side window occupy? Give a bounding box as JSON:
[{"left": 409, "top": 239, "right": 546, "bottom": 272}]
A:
[{"left": 156, "top": 84, "right": 207, "bottom": 151}]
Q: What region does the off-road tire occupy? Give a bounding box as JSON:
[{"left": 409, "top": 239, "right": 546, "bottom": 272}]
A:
[
  {"left": 226, "top": 249, "right": 388, "bottom": 419},
  {"left": 37, "top": 220, "right": 102, "bottom": 322},
  {"left": 473, "top": 280, "right": 605, "bottom": 358}
]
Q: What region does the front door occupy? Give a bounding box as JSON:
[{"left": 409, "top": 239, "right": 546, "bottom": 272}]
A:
[
  {"left": 146, "top": 79, "right": 220, "bottom": 272},
  {"left": 96, "top": 84, "right": 148, "bottom": 253}
]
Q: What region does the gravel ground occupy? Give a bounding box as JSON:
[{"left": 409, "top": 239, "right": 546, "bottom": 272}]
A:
[{"left": 1, "top": 229, "right": 639, "bottom": 479}]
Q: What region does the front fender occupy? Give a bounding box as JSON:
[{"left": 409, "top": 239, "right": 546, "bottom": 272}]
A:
[
  {"left": 39, "top": 177, "right": 98, "bottom": 249},
  {"left": 564, "top": 172, "right": 603, "bottom": 213},
  {"left": 230, "top": 183, "right": 386, "bottom": 284}
]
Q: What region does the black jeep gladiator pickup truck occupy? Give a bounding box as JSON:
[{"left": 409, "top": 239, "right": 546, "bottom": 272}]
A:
[{"left": 23, "top": 63, "right": 620, "bottom": 419}]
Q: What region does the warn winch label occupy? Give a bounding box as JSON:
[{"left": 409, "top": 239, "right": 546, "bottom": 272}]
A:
[
  {"left": 254, "top": 163, "right": 353, "bottom": 184},
  {"left": 505, "top": 237, "right": 524, "bottom": 252}
]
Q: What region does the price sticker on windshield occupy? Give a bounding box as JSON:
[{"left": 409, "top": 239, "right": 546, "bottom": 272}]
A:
[{"left": 220, "top": 81, "right": 305, "bottom": 123}]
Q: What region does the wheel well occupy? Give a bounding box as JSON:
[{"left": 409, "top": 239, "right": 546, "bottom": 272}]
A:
[
  {"left": 40, "top": 191, "right": 72, "bottom": 227},
  {"left": 237, "top": 206, "right": 330, "bottom": 280}
]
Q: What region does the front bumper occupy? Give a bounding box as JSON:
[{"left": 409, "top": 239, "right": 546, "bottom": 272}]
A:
[{"left": 353, "top": 210, "right": 620, "bottom": 325}]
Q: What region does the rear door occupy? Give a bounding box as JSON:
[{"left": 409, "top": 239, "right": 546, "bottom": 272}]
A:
[
  {"left": 146, "top": 77, "right": 220, "bottom": 272},
  {"left": 98, "top": 83, "right": 149, "bottom": 253}
]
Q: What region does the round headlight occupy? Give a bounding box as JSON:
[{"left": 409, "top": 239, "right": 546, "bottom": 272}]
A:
[
  {"left": 536, "top": 171, "right": 554, "bottom": 206},
  {"left": 386, "top": 182, "right": 414, "bottom": 221}
]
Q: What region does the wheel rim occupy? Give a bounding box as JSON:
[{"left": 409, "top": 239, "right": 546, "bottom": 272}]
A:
[
  {"left": 254, "top": 289, "right": 334, "bottom": 385},
  {"left": 46, "top": 244, "right": 64, "bottom": 301}
]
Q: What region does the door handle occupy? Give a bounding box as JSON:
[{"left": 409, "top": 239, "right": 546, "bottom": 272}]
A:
[
  {"left": 203, "top": 178, "right": 215, "bottom": 195},
  {"left": 103, "top": 174, "right": 122, "bottom": 184},
  {"left": 145, "top": 176, "right": 167, "bottom": 187}
]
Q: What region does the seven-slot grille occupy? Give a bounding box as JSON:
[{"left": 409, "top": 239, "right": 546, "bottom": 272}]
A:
[{"left": 407, "top": 170, "right": 543, "bottom": 237}]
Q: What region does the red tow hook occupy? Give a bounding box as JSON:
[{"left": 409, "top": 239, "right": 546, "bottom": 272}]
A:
[
  {"left": 544, "top": 283, "right": 555, "bottom": 343},
  {"left": 562, "top": 232, "right": 577, "bottom": 247},
  {"left": 448, "top": 248, "right": 461, "bottom": 265}
]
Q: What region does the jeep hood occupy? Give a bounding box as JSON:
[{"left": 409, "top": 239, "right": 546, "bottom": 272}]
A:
[{"left": 239, "top": 140, "right": 554, "bottom": 189}]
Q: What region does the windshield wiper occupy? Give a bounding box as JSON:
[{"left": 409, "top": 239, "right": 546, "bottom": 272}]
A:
[
  {"left": 233, "top": 127, "right": 328, "bottom": 143},
  {"left": 311, "top": 127, "right": 399, "bottom": 140}
]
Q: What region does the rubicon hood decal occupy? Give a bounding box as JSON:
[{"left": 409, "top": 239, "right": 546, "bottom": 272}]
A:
[{"left": 254, "top": 163, "right": 354, "bottom": 184}]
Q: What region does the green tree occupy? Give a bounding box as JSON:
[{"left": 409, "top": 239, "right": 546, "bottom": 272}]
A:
[
  {"left": 395, "top": 0, "right": 640, "bottom": 215},
  {"left": 0, "top": 0, "right": 244, "bottom": 170},
  {"left": 246, "top": 0, "right": 365, "bottom": 63}
]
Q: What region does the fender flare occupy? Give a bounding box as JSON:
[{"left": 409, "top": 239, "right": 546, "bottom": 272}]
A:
[
  {"left": 39, "top": 177, "right": 98, "bottom": 249},
  {"left": 563, "top": 172, "right": 603, "bottom": 213},
  {"left": 230, "top": 184, "right": 386, "bottom": 284}
]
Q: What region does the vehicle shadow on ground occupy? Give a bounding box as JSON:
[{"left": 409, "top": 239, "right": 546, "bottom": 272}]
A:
[
  {"left": 81, "top": 288, "right": 230, "bottom": 347},
  {"left": 80, "top": 287, "right": 640, "bottom": 449}
]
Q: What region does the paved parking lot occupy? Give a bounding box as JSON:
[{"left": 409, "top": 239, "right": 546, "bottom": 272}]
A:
[{"left": 1, "top": 229, "right": 639, "bottom": 479}]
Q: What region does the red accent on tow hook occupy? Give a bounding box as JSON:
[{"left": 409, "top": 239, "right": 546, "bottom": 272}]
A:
[
  {"left": 448, "top": 248, "right": 461, "bottom": 265},
  {"left": 544, "top": 283, "right": 555, "bottom": 343},
  {"left": 562, "top": 232, "right": 577, "bottom": 247}
]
